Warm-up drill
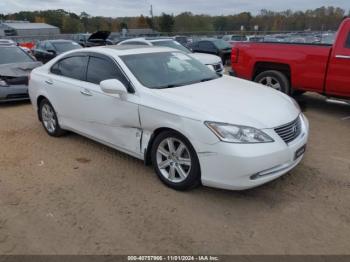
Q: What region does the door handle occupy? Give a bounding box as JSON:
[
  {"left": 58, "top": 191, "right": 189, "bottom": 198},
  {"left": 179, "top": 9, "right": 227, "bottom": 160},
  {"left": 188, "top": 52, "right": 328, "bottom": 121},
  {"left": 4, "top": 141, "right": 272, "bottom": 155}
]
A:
[
  {"left": 80, "top": 88, "right": 93, "bottom": 96},
  {"left": 335, "top": 55, "right": 350, "bottom": 59},
  {"left": 45, "top": 79, "right": 53, "bottom": 85}
]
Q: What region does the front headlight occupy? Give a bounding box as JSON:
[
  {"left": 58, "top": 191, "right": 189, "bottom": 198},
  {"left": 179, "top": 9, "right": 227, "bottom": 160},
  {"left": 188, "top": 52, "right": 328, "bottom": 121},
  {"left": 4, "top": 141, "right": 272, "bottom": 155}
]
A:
[
  {"left": 0, "top": 79, "right": 9, "bottom": 87},
  {"left": 205, "top": 122, "right": 274, "bottom": 143},
  {"left": 206, "top": 64, "right": 216, "bottom": 72}
]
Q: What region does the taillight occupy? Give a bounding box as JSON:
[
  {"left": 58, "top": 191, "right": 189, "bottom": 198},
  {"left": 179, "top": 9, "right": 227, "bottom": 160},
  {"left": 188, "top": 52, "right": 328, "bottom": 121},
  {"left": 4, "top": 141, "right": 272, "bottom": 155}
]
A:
[{"left": 231, "top": 47, "right": 239, "bottom": 64}]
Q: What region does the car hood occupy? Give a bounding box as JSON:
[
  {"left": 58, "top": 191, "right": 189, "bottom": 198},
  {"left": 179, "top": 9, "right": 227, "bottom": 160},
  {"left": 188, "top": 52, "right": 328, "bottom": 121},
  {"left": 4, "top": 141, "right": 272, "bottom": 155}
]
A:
[
  {"left": 189, "top": 53, "right": 222, "bottom": 65},
  {"left": 88, "top": 31, "right": 111, "bottom": 41},
  {"left": 0, "top": 62, "right": 42, "bottom": 77},
  {"left": 151, "top": 76, "right": 300, "bottom": 129}
]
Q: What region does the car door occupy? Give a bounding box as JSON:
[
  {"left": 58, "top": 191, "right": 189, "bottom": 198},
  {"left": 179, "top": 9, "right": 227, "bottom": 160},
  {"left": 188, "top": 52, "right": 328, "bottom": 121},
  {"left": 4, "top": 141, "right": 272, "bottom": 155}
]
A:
[
  {"left": 80, "top": 54, "right": 141, "bottom": 155},
  {"left": 198, "top": 41, "right": 218, "bottom": 55},
  {"left": 325, "top": 31, "right": 350, "bottom": 97},
  {"left": 45, "top": 54, "right": 90, "bottom": 133},
  {"left": 43, "top": 42, "right": 56, "bottom": 63},
  {"left": 33, "top": 42, "right": 45, "bottom": 62}
]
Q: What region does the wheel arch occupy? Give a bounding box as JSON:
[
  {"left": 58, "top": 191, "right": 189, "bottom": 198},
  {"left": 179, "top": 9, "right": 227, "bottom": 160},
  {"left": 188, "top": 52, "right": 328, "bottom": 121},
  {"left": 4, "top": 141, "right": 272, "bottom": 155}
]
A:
[
  {"left": 253, "top": 62, "right": 291, "bottom": 83},
  {"left": 143, "top": 127, "right": 192, "bottom": 166}
]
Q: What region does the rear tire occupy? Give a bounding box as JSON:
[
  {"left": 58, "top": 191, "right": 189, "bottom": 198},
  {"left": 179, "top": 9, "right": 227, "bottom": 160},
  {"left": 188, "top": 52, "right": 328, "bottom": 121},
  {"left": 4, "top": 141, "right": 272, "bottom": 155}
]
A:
[
  {"left": 151, "top": 131, "right": 201, "bottom": 191},
  {"left": 39, "top": 99, "right": 66, "bottom": 137},
  {"left": 254, "top": 70, "right": 290, "bottom": 95}
]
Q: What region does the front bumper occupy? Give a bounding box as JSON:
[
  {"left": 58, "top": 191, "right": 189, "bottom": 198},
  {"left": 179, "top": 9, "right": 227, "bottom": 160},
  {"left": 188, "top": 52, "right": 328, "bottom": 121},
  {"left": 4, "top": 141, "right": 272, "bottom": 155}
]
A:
[
  {"left": 0, "top": 84, "right": 29, "bottom": 102},
  {"left": 196, "top": 114, "right": 309, "bottom": 190}
]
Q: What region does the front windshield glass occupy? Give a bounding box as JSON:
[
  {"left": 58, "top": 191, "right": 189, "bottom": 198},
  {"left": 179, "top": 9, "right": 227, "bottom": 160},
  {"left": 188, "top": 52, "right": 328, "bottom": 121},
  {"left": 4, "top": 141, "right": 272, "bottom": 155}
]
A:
[
  {"left": 52, "top": 42, "right": 81, "bottom": 53},
  {"left": 212, "top": 39, "right": 231, "bottom": 49},
  {"left": 121, "top": 52, "right": 219, "bottom": 89},
  {"left": 152, "top": 40, "right": 191, "bottom": 53},
  {"left": 0, "top": 46, "right": 34, "bottom": 64}
]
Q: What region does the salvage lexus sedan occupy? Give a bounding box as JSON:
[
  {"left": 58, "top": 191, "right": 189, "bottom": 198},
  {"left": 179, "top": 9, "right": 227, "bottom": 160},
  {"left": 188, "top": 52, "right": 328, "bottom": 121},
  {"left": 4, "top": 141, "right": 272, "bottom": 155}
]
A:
[{"left": 29, "top": 46, "right": 309, "bottom": 191}]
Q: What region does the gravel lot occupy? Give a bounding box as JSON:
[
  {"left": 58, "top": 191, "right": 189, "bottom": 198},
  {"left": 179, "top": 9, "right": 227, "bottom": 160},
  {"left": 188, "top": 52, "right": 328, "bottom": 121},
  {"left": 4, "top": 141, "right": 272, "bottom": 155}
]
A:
[{"left": 0, "top": 93, "right": 349, "bottom": 255}]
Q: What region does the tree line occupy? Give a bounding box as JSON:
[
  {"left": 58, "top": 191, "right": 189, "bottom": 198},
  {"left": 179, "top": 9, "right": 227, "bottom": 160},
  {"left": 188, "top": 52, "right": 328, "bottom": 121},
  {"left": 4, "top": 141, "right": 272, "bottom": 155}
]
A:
[{"left": 0, "top": 6, "right": 347, "bottom": 34}]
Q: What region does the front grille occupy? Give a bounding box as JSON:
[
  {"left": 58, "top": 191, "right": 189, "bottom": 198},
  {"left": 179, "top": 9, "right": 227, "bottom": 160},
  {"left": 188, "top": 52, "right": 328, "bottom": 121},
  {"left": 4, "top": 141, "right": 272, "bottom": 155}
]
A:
[{"left": 274, "top": 116, "right": 302, "bottom": 144}]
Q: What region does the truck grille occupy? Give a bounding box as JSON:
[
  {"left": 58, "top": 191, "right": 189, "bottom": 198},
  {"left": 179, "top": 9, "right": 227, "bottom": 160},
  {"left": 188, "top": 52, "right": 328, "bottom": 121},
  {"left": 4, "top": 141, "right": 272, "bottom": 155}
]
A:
[{"left": 274, "top": 116, "right": 302, "bottom": 144}]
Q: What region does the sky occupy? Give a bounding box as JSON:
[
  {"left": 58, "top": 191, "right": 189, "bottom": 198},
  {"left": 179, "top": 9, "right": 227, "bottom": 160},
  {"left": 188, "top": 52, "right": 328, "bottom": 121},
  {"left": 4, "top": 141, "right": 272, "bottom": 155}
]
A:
[{"left": 1, "top": 0, "right": 349, "bottom": 17}]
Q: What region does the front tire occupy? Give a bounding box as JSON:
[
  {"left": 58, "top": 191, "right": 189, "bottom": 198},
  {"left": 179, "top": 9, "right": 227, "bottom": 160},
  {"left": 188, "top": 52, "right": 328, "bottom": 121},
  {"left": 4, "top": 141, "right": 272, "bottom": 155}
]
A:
[
  {"left": 255, "top": 70, "right": 290, "bottom": 95},
  {"left": 39, "top": 99, "right": 66, "bottom": 137},
  {"left": 151, "top": 131, "right": 201, "bottom": 191}
]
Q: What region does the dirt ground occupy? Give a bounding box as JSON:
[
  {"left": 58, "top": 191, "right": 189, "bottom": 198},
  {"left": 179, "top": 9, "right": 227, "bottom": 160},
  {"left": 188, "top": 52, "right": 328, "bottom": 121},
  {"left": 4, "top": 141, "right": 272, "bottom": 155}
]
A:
[{"left": 0, "top": 93, "right": 349, "bottom": 255}]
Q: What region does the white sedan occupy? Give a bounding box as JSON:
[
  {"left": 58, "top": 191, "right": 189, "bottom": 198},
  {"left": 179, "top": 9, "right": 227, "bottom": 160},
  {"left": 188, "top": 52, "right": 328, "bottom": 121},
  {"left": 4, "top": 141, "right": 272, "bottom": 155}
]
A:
[
  {"left": 118, "top": 38, "right": 224, "bottom": 74},
  {"left": 29, "top": 46, "right": 309, "bottom": 191}
]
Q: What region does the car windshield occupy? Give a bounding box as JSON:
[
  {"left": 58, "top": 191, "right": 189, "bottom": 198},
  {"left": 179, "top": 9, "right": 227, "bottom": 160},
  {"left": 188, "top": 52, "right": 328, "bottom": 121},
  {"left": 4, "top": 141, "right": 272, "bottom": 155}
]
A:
[
  {"left": 0, "top": 46, "right": 34, "bottom": 64},
  {"left": 152, "top": 40, "right": 191, "bottom": 53},
  {"left": 52, "top": 42, "right": 81, "bottom": 53},
  {"left": 121, "top": 52, "right": 219, "bottom": 89},
  {"left": 212, "top": 39, "right": 231, "bottom": 49}
]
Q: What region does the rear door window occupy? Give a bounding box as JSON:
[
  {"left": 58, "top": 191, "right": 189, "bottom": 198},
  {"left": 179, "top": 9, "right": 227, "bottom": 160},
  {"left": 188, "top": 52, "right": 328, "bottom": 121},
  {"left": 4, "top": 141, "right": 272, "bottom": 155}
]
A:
[
  {"left": 86, "top": 56, "right": 127, "bottom": 86},
  {"left": 51, "top": 56, "right": 88, "bottom": 81}
]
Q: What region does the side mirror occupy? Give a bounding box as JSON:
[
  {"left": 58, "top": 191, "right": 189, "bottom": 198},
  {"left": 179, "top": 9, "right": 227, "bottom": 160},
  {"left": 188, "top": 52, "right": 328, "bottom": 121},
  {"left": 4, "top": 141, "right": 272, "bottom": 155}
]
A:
[
  {"left": 100, "top": 79, "right": 127, "bottom": 96},
  {"left": 47, "top": 50, "right": 56, "bottom": 55}
]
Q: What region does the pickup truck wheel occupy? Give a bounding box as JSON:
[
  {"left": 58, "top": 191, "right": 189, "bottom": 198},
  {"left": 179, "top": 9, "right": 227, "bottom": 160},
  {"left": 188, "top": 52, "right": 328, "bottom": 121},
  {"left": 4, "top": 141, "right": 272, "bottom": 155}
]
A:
[{"left": 255, "top": 70, "right": 290, "bottom": 95}]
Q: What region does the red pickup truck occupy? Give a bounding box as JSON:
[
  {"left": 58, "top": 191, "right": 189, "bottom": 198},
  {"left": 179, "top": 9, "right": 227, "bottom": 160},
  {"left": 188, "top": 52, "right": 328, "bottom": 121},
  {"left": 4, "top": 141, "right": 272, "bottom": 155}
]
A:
[{"left": 230, "top": 18, "right": 350, "bottom": 100}]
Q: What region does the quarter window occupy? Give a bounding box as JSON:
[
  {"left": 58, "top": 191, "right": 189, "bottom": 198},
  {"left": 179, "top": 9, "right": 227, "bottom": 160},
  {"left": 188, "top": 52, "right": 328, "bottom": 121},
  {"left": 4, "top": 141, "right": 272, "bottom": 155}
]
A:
[
  {"left": 51, "top": 56, "right": 88, "bottom": 81},
  {"left": 86, "top": 56, "right": 126, "bottom": 85}
]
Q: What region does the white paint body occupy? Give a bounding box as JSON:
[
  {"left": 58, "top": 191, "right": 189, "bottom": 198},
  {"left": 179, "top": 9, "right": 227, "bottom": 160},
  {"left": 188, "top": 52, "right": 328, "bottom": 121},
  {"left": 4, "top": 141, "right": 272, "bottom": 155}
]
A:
[{"left": 29, "top": 46, "right": 309, "bottom": 190}]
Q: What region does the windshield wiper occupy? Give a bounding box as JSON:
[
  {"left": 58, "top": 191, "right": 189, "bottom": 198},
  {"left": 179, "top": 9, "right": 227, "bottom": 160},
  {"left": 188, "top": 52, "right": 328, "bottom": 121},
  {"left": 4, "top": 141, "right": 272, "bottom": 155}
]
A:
[{"left": 156, "top": 83, "right": 184, "bottom": 89}]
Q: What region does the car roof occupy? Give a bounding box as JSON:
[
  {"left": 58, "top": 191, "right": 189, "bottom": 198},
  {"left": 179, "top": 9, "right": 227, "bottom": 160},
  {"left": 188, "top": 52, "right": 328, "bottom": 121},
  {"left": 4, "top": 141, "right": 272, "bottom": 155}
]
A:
[{"left": 122, "top": 37, "right": 173, "bottom": 43}]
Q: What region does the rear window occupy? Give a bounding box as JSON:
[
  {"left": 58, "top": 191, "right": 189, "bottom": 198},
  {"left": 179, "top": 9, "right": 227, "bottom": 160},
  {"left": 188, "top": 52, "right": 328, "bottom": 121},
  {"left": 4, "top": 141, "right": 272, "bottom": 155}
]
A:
[
  {"left": 52, "top": 42, "right": 81, "bottom": 53},
  {"left": 0, "top": 46, "right": 34, "bottom": 64},
  {"left": 153, "top": 40, "right": 190, "bottom": 53}
]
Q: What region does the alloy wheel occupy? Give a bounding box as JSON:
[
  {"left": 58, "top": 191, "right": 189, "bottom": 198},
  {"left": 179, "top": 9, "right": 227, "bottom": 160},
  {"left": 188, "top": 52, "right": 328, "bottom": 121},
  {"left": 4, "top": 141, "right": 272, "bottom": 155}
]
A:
[
  {"left": 156, "top": 137, "right": 192, "bottom": 183},
  {"left": 41, "top": 103, "right": 57, "bottom": 133},
  {"left": 259, "top": 76, "right": 281, "bottom": 91}
]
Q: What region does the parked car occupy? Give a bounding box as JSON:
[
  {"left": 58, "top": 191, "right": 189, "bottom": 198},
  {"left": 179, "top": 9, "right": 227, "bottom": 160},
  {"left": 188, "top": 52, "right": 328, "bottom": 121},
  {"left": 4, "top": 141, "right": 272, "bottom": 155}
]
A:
[
  {"left": 230, "top": 18, "right": 350, "bottom": 100},
  {"left": 191, "top": 39, "right": 232, "bottom": 65},
  {"left": 73, "top": 31, "right": 113, "bottom": 47},
  {"left": 33, "top": 40, "right": 82, "bottom": 63},
  {"left": 0, "top": 39, "right": 16, "bottom": 46},
  {"left": 0, "top": 45, "right": 42, "bottom": 102},
  {"left": 173, "top": 35, "right": 191, "bottom": 47},
  {"left": 118, "top": 38, "right": 224, "bottom": 74},
  {"left": 222, "top": 34, "right": 248, "bottom": 43},
  {"left": 29, "top": 46, "right": 309, "bottom": 191}
]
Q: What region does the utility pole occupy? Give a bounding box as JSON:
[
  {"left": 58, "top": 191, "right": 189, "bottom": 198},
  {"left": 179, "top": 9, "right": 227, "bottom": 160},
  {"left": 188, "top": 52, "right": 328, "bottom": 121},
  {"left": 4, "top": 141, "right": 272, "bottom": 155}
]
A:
[{"left": 150, "top": 4, "right": 154, "bottom": 30}]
